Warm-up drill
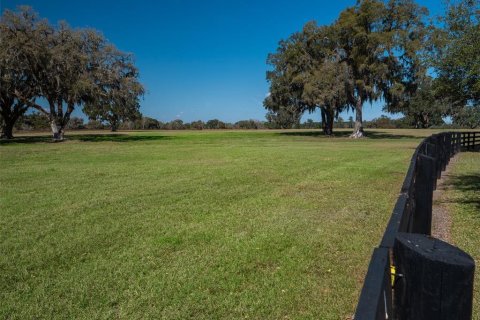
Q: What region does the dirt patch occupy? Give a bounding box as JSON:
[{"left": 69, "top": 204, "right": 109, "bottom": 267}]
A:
[{"left": 431, "top": 155, "right": 458, "bottom": 242}]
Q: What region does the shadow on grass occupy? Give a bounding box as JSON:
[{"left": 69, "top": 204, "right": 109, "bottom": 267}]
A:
[
  {"left": 0, "top": 134, "right": 171, "bottom": 144},
  {"left": 279, "top": 130, "right": 423, "bottom": 140},
  {"left": 72, "top": 134, "right": 171, "bottom": 142},
  {"left": 447, "top": 173, "right": 480, "bottom": 211}
]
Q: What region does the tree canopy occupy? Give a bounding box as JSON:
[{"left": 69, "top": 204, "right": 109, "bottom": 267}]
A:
[
  {"left": 433, "top": 0, "right": 479, "bottom": 123},
  {"left": 0, "top": 6, "right": 144, "bottom": 139},
  {"left": 265, "top": 0, "right": 480, "bottom": 134}
]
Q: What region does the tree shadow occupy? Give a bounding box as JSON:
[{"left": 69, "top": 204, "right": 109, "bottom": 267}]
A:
[
  {"left": 71, "top": 134, "right": 171, "bottom": 142},
  {"left": 279, "top": 130, "right": 423, "bottom": 140},
  {"left": 279, "top": 131, "right": 351, "bottom": 138},
  {"left": 0, "top": 133, "right": 171, "bottom": 144},
  {"left": 0, "top": 136, "right": 51, "bottom": 144},
  {"left": 447, "top": 173, "right": 480, "bottom": 211}
]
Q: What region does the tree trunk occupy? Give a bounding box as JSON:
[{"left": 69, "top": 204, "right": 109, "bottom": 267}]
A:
[
  {"left": 321, "top": 108, "right": 327, "bottom": 134},
  {"left": 110, "top": 118, "right": 118, "bottom": 132},
  {"left": 1, "top": 101, "right": 26, "bottom": 139},
  {"left": 1, "top": 121, "right": 14, "bottom": 139},
  {"left": 50, "top": 120, "right": 64, "bottom": 141},
  {"left": 326, "top": 108, "right": 334, "bottom": 136},
  {"left": 350, "top": 98, "right": 364, "bottom": 138},
  {"left": 50, "top": 103, "right": 74, "bottom": 141}
]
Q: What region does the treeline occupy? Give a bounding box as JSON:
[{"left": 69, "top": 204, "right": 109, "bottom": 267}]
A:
[
  {"left": 265, "top": 0, "right": 480, "bottom": 137},
  {"left": 0, "top": 7, "right": 144, "bottom": 140},
  {"left": 12, "top": 113, "right": 271, "bottom": 130},
  {"left": 15, "top": 111, "right": 471, "bottom": 132}
]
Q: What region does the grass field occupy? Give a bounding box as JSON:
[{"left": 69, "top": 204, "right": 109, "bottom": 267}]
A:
[
  {"left": 0, "top": 129, "right": 448, "bottom": 319},
  {"left": 444, "top": 152, "right": 480, "bottom": 318}
]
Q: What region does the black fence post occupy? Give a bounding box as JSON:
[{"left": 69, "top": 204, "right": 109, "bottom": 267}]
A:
[
  {"left": 431, "top": 135, "right": 442, "bottom": 180},
  {"left": 455, "top": 132, "right": 461, "bottom": 154},
  {"left": 424, "top": 143, "right": 438, "bottom": 190},
  {"left": 450, "top": 132, "right": 454, "bottom": 157},
  {"left": 393, "top": 233, "right": 475, "bottom": 320},
  {"left": 441, "top": 134, "right": 447, "bottom": 171},
  {"left": 412, "top": 154, "right": 435, "bottom": 235},
  {"left": 446, "top": 133, "right": 452, "bottom": 163},
  {"left": 436, "top": 134, "right": 445, "bottom": 176},
  {"left": 453, "top": 132, "right": 458, "bottom": 153}
]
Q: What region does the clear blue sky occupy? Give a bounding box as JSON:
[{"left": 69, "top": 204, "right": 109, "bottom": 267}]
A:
[{"left": 1, "top": 0, "right": 443, "bottom": 123}]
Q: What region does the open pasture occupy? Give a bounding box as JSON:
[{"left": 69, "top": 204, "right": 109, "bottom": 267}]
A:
[{"left": 1, "top": 129, "right": 439, "bottom": 319}]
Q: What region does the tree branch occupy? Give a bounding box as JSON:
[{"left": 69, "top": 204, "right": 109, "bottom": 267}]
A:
[
  {"left": 13, "top": 89, "right": 50, "bottom": 115},
  {"left": 30, "top": 103, "right": 50, "bottom": 115}
]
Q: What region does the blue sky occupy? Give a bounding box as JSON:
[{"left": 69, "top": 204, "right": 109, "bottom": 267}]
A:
[{"left": 1, "top": 0, "right": 444, "bottom": 123}]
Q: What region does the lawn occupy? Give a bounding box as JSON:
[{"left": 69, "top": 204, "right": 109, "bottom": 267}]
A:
[
  {"left": 1, "top": 129, "right": 435, "bottom": 319},
  {"left": 444, "top": 151, "right": 480, "bottom": 318}
]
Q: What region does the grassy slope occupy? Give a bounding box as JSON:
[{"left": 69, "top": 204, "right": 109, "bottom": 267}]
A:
[
  {"left": 1, "top": 129, "right": 428, "bottom": 319},
  {"left": 446, "top": 152, "right": 480, "bottom": 318}
]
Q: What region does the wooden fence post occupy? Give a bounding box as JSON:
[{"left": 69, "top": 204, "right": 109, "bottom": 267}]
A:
[
  {"left": 446, "top": 133, "right": 452, "bottom": 163},
  {"left": 441, "top": 134, "right": 447, "bottom": 171},
  {"left": 450, "top": 133, "right": 454, "bottom": 157},
  {"left": 424, "top": 143, "right": 437, "bottom": 190},
  {"left": 412, "top": 154, "right": 435, "bottom": 235},
  {"left": 436, "top": 135, "right": 445, "bottom": 177},
  {"left": 455, "top": 132, "right": 461, "bottom": 153},
  {"left": 431, "top": 135, "right": 442, "bottom": 180},
  {"left": 393, "top": 233, "right": 475, "bottom": 320}
]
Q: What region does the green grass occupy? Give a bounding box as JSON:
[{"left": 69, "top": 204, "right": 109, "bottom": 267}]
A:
[
  {"left": 1, "top": 129, "right": 436, "bottom": 319},
  {"left": 445, "top": 152, "right": 480, "bottom": 318}
]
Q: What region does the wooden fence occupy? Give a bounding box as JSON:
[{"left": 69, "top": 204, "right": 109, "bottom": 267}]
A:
[{"left": 354, "top": 131, "right": 479, "bottom": 320}]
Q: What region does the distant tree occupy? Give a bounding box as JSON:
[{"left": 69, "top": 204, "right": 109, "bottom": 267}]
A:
[
  {"left": 348, "top": 116, "right": 354, "bottom": 128},
  {"left": 265, "top": 107, "right": 301, "bottom": 129},
  {"left": 302, "top": 119, "right": 316, "bottom": 129},
  {"left": 453, "top": 106, "right": 480, "bottom": 129},
  {"left": 134, "top": 116, "right": 160, "bottom": 130},
  {"left": 366, "top": 115, "right": 397, "bottom": 129},
  {"left": 84, "top": 45, "right": 144, "bottom": 132},
  {"left": 205, "top": 119, "right": 226, "bottom": 129},
  {"left": 235, "top": 119, "right": 264, "bottom": 129},
  {"left": 386, "top": 78, "right": 446, "bottom": 128},
  {"left": 16, "top": 111, "right": 50, "bottom": 130},
  {"left": 167, "top": 119, "right": 185, "bottom": 130},
  {"left": 66, "top": 117, "right": 85, "bottom": 130},
  {"left": 335, "top": 116, "right": 345, "bottom": 128},
  {"left": 86, "top": 119, "right": 104, "bottom": 130},
  {"left": 190, "top": 120, "right": 205, "bottom": 130}
]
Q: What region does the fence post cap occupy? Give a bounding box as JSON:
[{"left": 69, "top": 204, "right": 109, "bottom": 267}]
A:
[{"left": 395, "top": 233, "right": 474, "bottom": 267}]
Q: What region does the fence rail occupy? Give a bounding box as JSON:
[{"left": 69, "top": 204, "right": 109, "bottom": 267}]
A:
[{"left": 354, "top": 131, "right": 479, "bottom": 320}]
